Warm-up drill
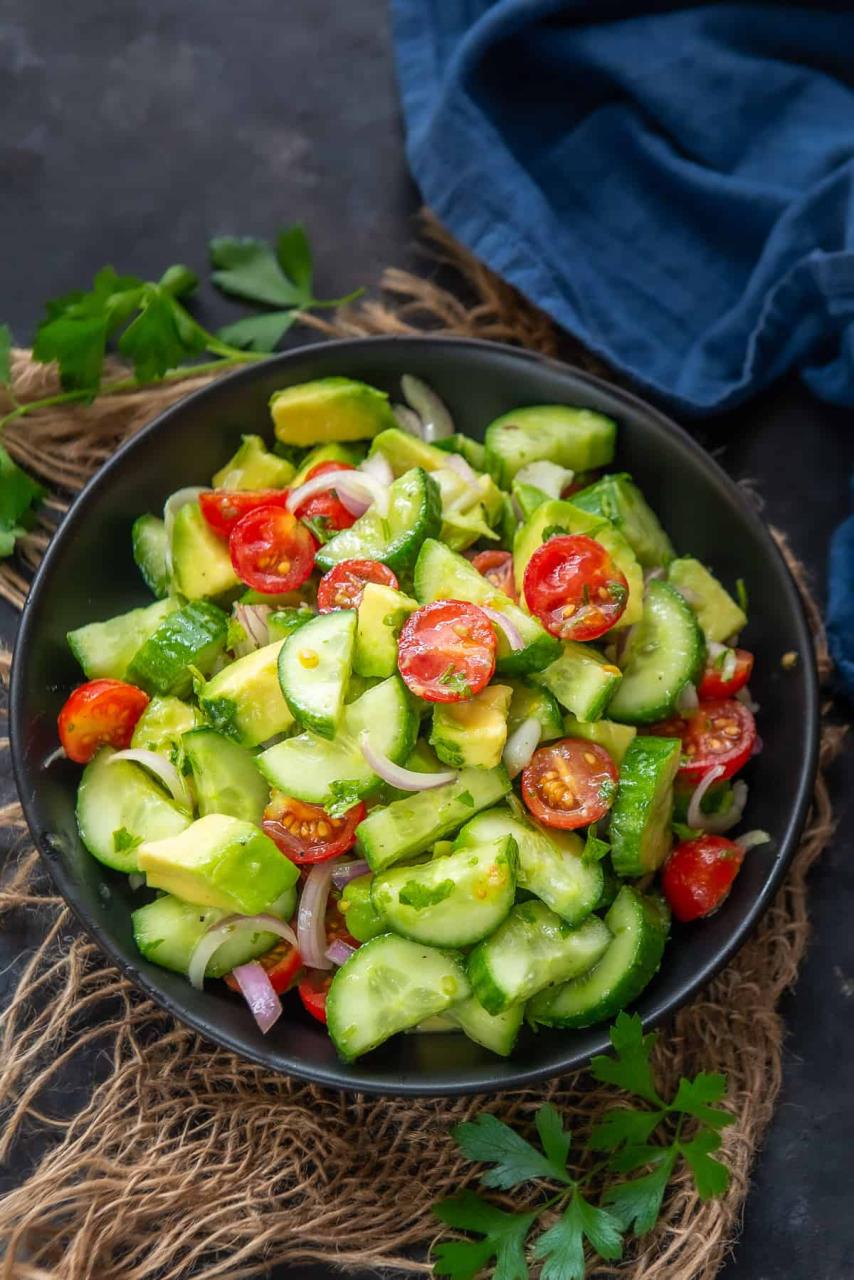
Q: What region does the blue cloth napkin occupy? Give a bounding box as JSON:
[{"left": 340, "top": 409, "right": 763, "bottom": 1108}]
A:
[{"left": 391, "top": 0, "right": 854, "bottom": 690}]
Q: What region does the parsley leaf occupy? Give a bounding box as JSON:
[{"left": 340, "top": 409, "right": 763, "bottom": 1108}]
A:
[
  {"left": 438, "top": 664, "right": 472, "bottom": 697},
  {"left": 452, "top": 1111, "right": 573, "bottom": 1190},
  {"left": 0, "top": 324, "right": 11, "bottom": 387},
  {"left": 276, "top": 224, "right": 314, "bottom": 296},
  {"left": 210, "top": 236, "right": 305, "bottom": 308},
  {"left": 589, "top": 1012, "right": 662, "bottom": 1106},
  {"left": 587, "top": 1108, "right": 662, "bottom": 1154},
  {"left": 458, "top": 790, "right": 475, "bottom": 808},
  {"left": 735, "top": 577, "right": 749, "bottom": 614},
  {"left": 217, "top": 310, "right": 299, "bottom": 354},
  {"left": 113, "top": 827, "right": 142, "bottom": 855},
  {"left": 670, "top": 1073, "right": 733, "bottom": 1130},
  {"left": 581, "top": 824, "right": 610, "bottom": 864},
  {"left": 433, "top": 1192, "right": 537, "bottom": 1280},
  {"left": 0, "top": 446, "right": 45, "bottom": 558},
  {"left": 119, "top": 286, "right": 205, "bottom": 383},
  {"left": 603, "top": 1149, "right": 676, "bottom": 1235},
  {"left": 679, "top": 1130, "right": 729, "bottom": 1199},
  {"left": 534, "top": 1191, "right": 623, "bottom": 1280},
  {"left": 398, "top": 878, "right": 454, "bottom": 910},
  {"left": 672, "top": 821, "right": 701, "bottom": 842},
  {"left": 541, "top": 524, "right": 568, "bottom": 543},
  {"left": 535, "top": 1104, "right": 572, "bottom": 1173},
  {"left": 326, "top": 780, "right": 364, "bottom": 819}
]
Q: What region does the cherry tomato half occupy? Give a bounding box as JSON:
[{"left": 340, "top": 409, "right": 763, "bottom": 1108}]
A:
[
  {"left": 229, "top": 505, "right": 317, "bottom": 594},
  {"left": 521, "top": 738, "right": 618, "bottom": 830},
  {"left": 298, "top": 971, "right": 332, "bottom": 1023},
  {"left": 316, "top": 559, "right": 399, "bottom": 612},
  {"left": 58, "top": 679, "right": 150, "bottom": 765},
  {"left": 648, "top": 699, "right": 756, "bottom": 786},
  {"left": 662, "top": 835, "right": 745, "bottom": 922},
  {"left": 697, "top": 648, "right": 754, "bottom": 700},
  {"left": 468, "top": 550, "right": 518, "bottom": 602},
  {"left": 397, "top": 600, "right": 497, "bottom": 702},
  {"left": 523, "top": 534, "right": 629, "bottom": 642},
  {"left": 293, "top": 462, "right": 359, "bottom": 536},
  {"left": 199, "top": 489, "right": 290, "bottom": 538},
  {"left": 225, "top": 938, "right": 303, "bottom": 996},
  {"left": 262, "top": 794, "right": 365, "bottom": 864}
]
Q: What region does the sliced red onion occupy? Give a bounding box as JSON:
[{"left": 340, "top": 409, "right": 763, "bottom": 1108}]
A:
[
  {"left": 231, "top": 961, "right": 282, "bottom": 1034},
  {"left": 736, "top": 829, "right": 771, "bottom": 852},
  {"left": 737, "top": 686, "right": 761, "bottom": 713},
  {"left": 360, "top": 733, "right": 457, "bottom": 791},
  {"left": 401, "top": 374, "right": 454, "bottom": 442},
  {"left": 514, "top": 460, "right": 574, "bottom": 499},
  {"left": 676, "top": 682, "right": 699, "bottom": 713},
  {"left": 109, "top": 749, "right": 193, "bottom": 811},
  {"left": 163, "top": 486, "right": 210, "bottom": 575},
  {"left": 331, "top": 859, "right": 370, "bottom": 889},
  {"left": 479, "top": 605, "right": 524, "bottom": 652},
  {"left": 360, "top": 452, "right": 394, "bottom": 486},
  {"left": 287, "top": 470, "right": 389, "bottom": 518},
  {"left": 128, "top": 872, "right": 146, "bottom": 891},
  {"left": 392, "top": 402, "right": 424, "bottom": 438},
  {"left": 698, "top": 780, "right": 749, "bottom": 835},
  {"left": 298, "top": 863, "right": 335, "bottom": 971},
  {"left": 442, "top": 452, "right": 479, "bottom": 484},
  {"left": 643, "top": 567, "right": 666, "bottom": 584},
  {"left": 675, "top": 584, "right": 701, "bottom": 606},
  {"left": 232, "top": 602, "right": 271, "bottom": 654},
  {"left": 503, "top": 717, "right": 541, "bottom": 779},
  {"left": 686, "top": 764, "right": 726, "bottom": 830},
  {"left": 326, "top": 938, "right": 357, "bottom": 967},
  {"left": 187, "top": 913, "right": 298, "bottom": 990},
  {"left": 42, "top": 746, "right": 66, "bottom": 769}
]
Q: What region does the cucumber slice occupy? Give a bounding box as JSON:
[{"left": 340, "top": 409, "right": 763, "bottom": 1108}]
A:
[
  {"left": 468, "top": 902, "right": 612, "bottom": 1014},
  {"left": 484, "top": 406, "right": 616, "bottom": 489},
  {"left": 326, "top": 934, "right": 471, "bottom": 1061},
  {"left": 77, "top": 747, "right": 192, "bottom": 872},
  {"left": 132, "top": 515, "right": 170, "bottom": 598},
  {"left": 340, "top": 873, "right": 386, "bottom": 942},
  {"left": 454, "top": 806, "right": 603, "bottom": 926},
  {"left": 371, "top": 834, "right": 517, "bottom": 947},
  {"left": 315, "top": 468, "right": 442, "bottom": 575},
  {"left": 278, "top": 609, "right": 356, "bottom": 738},
  {"left": 357, "top": 766, "right": 512, "bottom": 872},
  {"left": 528, "top": 886, "right": 670, "bottom": 1028},
  {"left": 507, "top": 679, "right": 564, "bottom": 743},
  {"left": 199, "top": 640, "right": 293, "bottom": 748},
  {"left": 67, "top": 598, "right": 178, "bottom": 681},
  {"left": 126, "top": 601, "right": 229, "bottom": 698},
  {"left": 183, "top": 727, "right": 270, "bottom": 825},
  {"left": 257, "top": 676, "right": 417, "bottom": 808},
  {"left": 571, "top": 474, "right": 675, "bottom": 569},
  {"left": 434, "top": 433, "right": 488, "bottom": 473},
  {"left": 668, "top": 557, "right": 747, "bottom": 643},
  {"left": 532, "top": 641, "right": 622, "bottom": 722},
  {"left": 413, "top": 538, "right": 559, "bottom": 676},
  {"left": 562, "top": 714, "right": 636, "bottom": 765},
  {"left": 607, "top": 580, "right": 705, "bottom": 725},
  {"left": 132, "top": 886, "right": 296, "bottom": 979},
  {"left": 609, "top": 737, "right": 681, "bottom": 877},
  {"left": 448, "top": 995, "right": 524, "bottom": 1057}
]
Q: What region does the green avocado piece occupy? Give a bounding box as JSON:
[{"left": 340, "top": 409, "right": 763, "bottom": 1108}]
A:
[
  {"left": 183, "top": 726, "right": 270, "bottom": 824},
  {"left": 430, "top": 684, "right": 513, "bottom": 770},
  {"left": 290, "top": 442, "right": 366, "bottom": 487},
  {"left": 353, "top": 582, "right": 417, "bottom": 678},
  {"left": 369, "top": 427, "right": 453, "bottom": 476},
  {"left": 138, "top": 813, "right": 298, "bottom": 914},
  {"left": 170, "top": 502, "right": 241, "bottom": 602},
  {"left": 562, "top": 713, "right": 637, "bottom": 765},
  {"left": 212, "top": 434, "right": 294, "bottom": 489},
  {"left": 668, "top": 557, "right": 747, "bottom": 643},
  {"left": 198, "top": 639, "right": 294, "bottom": 748},
  {"left": 132, "top": 515, "right": 170, "bottom": 598},
  {"left": 270, "top": 377, "right": 397, "bottom": 447},
  {"left": 340, "top": 873, "right": 385, "bottom": 943},
  {"left": 131, "top": 695, "right": 201, "bottom": 762}
]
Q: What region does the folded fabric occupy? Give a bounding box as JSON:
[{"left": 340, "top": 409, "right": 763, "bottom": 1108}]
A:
[
  {"left": 828, "top": 475, "right": 854, "bottom": 699},
  {"left": 391, "top": 0, "right": 854, "bottom": 414}
]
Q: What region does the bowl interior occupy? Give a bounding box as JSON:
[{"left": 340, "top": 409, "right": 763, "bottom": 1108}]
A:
[{"left": 10, "top": 337, "right": 818, "bottom": 1095}]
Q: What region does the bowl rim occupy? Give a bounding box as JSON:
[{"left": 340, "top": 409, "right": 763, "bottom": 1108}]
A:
[{"left": 9, "top": 334, "right": 820, "bottom": 1096}]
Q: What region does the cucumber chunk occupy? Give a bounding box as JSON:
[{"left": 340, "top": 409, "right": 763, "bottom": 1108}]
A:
[
  {"left": 198, "top": 640, "right": 294, "bottom": 748},
  {"left": 413, "top": 538, "right": 559, "bottom": 676},
  {"left": 571, "top": 474, "right": 674, "bottom": 569},
  {"left": 77, "top": 747, "right": 191, "bottom": 872},
  {"left": 183, "top": 727, "right": 270, "bottom": 825},
  {"left": 315, "top": 467, "right": 442, "bottom": 575},
  {"left": 434, "top": 433, "right": 488, "bottom": 473},
  {"left": 448, "top": 995, "right": 524, "bottom": 1057},
  {"left": 132, "top": 515, "right": 170, "bottom": 598},
  {"left": 607, "top": 580, "right": 705, "bottom": 725},
  {"left": 371, "top": 834, "right": 517, "bottom": 947},
  {"left": 468, "top": 902, "right": 612, "bottom": 1014},
  {"left": 326, "top": 934, "right": 470, "bottom": 1061},
  {"left": 257, "top": 676, "right": 417, "bottom": 809},
  {"left": 668, "top": 557, "right": 747, "bottom": 643},
  {"left": 507, "top": 679, "right": 564, "bottom": 743},
  {"left": 562, "top": 714, "right": 637, "bottom": 765},
  {"left": 267, "top": 607, "right": 315, "bottom": 644},
  {"left": 484, "top": 406, "right": 616, "bottom": 489},
  {"left": 278, "top": 609, "right": 356, "bottom": 739},
  {"left": 533, "top": 641, "right": 623, "bottom": 722},
  {"left": 270, "top": 377, "right": 397, "bottom": 448},
  {"left": 67, "top": 598, "right": 178, "bottom": 681},
  {"left": 357, "top": 766, "right": 512, "bottom": 872},
  {"left": 528, "top": 886, "right": 670, "bottom": 1028},
  {"left": 212, "top": 434, "right": 294, "bottom": 490},
  {"left": 340, "top": 873, "right": 386, "bottom": 942},
  {"left": 430, "top": 684, "right": 512, "bottom": 769},
  {"left": 170, "top": 502, "right": 241, "bottom": 602},
  {"left": 454, "top": 806, "right": 603, "bottom": 926},
  {"left": 609, "top": 737, "right": 681, "bottom": 876},
  {"left": 127, "top": 601, "right": 229, "bottom": 698}
]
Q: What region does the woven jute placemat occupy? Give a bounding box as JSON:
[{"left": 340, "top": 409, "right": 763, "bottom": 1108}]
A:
[{"left": 0, "top": 218, "right": 843, "bottom": 1280}]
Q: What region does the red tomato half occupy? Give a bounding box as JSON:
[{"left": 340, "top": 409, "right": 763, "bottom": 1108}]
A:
[
  {"left": 468, "top": 550, "right": 518, "bottom": 601},
  {"left": 225, "top": 939, "right": 303, "bottom": 995},
  {"left": 293, "top": 462, "right": 359, "bottom": 536},
  {"left": 58, "top": 679, "right": 150, "bottom": 765},
  {"left": 648, "top": 699, "right": 756, "bottom": 786},
  {"left": 262, "top": 794, "right": 365, "bottom": 864},
  {"left": 316, "top": 559, "right": 399, "bottom": 612},
  {"left": 523, "top": 534, "right": 629, "bottom": 642},
  {"left": 397, "top": 600, "right": 497, "bottom": 702},
  {"left": 697, "top": 648, "right": 754, "bottom": 700},
  {"left": 298, "top": 971, "right": 332, "bottom": 1023},
  {"left": 229, "top": 505, "right": 317, "bottom": 594},
  {"left": 662, "top": 835, "right": 745, "bottom": 922},
  {"left": 199, "top": 489, "right": 290, "bottom": 538},
  {"left": 521, "top": 738, "right": 618, "bottom": 830}
]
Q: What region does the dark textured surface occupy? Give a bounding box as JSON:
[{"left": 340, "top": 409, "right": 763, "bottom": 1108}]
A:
[{"left": 0, "top": 1, "right": 852, "bottom": 1276}]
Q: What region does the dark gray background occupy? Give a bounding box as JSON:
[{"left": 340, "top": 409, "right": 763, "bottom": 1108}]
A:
[{"left": 0, "top": 2, "right": 851, "bottom": 1277}]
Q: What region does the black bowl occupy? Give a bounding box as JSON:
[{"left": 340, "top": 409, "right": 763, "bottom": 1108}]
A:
[{"left": 10, "top": 337, "right": 819, "bottom": 1096}]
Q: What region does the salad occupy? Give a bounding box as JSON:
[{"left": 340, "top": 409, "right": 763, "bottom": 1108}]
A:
[{"left": 56, "top": 374, "right": 765, "bottom": 1062}]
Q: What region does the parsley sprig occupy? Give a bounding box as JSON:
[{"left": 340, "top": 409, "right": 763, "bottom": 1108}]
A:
[{"left": 433, "top": 1013, "right": 732, "bottom": 1280}]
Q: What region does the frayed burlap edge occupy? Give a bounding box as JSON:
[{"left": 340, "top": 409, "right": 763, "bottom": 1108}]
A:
[{"left": 0, "top": 215, "right": 843, "bottom": 1280}]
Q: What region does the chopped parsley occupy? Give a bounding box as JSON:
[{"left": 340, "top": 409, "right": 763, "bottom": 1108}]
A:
[
  {"left": 398, "top": 878, "right": 455, "bottom": 910},
  {"left": 113, "top": 827, "right": 142, "bottom": 855}
]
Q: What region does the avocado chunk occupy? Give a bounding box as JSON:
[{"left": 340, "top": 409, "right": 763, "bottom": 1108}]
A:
[
  {"left": 171, "top": 501, "right": 241, "bottom": 602},
  {"left": 131, "top": 695, "right": 202, "bottom": 762},
  {"left": 198, "top": 639, "right": 294, "bottom": 748},
  {"left": 668, "top": 557, "right": 747, "bottom": 643},
  {"left": 484, "top": 405, "right": 616, "bottom": 489},
  {"left": 340, "top": 873, "right": 385, "bottom": 943},
  {"left": 572, "top": 473, "right": 675, "bottom": 569},
  {"left": 212, "top": 434, "right": 295, "bottom": 489},
  {"left": 353, "top": 582, "right": 417, "bottom": 678},
  {"left": 67, "top": 597, "right": 179, "bottom": 680},
  {"left": 430, "top": 684, "right": 513, "bottom": 769},
  {"left": 562, "top": 713, "right": 637, "bottom": 765},
  {"left": 290, "top": 442, "right": 366, "bottom": 487},
  {"left": 132, "top": 515, "right": 170, "bottom": 598},
  {"left": 183, "top": 726, "right": 270, "bottom": 824},
  {"left": 369, "top": 427, "right": 452, "bottom": 476},
  {"left": 138, "top": 813, "right": 298, "bottom": 914},
  {"left": 270, "top": 377, "right": 397, "bottom": 447},
  {"left": 127, "top": 601, "right": 229, "bottom": 698}
]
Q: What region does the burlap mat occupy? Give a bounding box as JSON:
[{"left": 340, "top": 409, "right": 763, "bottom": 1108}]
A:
[{"left": 0, "top": 218, "right": 843, "bottom": 1280}]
